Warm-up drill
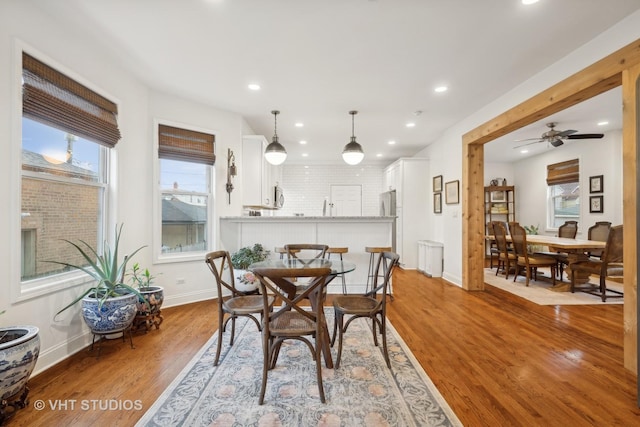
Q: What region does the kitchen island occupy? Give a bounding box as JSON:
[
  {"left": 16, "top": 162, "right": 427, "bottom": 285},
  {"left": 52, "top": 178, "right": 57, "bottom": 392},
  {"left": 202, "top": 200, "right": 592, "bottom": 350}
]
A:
[{"left": 219, "top": 216, "right": 395, "bottom": 294}]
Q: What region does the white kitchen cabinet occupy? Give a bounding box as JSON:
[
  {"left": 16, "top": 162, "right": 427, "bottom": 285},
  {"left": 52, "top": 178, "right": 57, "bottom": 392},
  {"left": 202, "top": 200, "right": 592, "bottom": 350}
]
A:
[
  {"left": 384, "top": 158, "right": 429, "bottom": 269},
  {"left": 242, "top": 135, "right": 279, "bottom": 208}
]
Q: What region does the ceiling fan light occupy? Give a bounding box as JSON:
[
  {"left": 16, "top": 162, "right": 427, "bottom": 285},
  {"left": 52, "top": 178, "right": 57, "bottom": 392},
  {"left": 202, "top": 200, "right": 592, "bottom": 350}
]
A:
[{"left": 342, "top": 138, "right": 364, "bottom": 165}]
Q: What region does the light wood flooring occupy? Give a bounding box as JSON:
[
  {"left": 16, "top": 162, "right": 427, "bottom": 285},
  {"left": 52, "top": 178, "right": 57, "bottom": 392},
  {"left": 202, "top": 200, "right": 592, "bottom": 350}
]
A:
[{"left": 10, "top": 268, "right": 640, "bottom": 426}]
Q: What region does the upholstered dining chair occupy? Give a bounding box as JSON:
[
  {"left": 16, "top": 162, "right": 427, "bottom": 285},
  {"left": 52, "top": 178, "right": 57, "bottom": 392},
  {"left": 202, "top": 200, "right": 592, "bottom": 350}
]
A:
[
  {"left": 509, "top": 223, "right": 557, "bottom": 286},
  {"left": 587, "top": 221, "right": 612, "bottom": 258},
  {"left": 252, "top": 266, "right": 332, "bottom": 404},
  {"left": 331, "top": 251, "right": 399, "bottom": 369},
  {"left": 570, "top": 224, "right": 623, "bottom": 302},
  {"left": 487, "top": 221, "right": 501, "bottom": 270},
  {"left": 535, "top": 220, "right": 578, "bottom": 280},
  {"left": 205, "top": 251, "right": 275, "bottom": 366},
  {"left": 493, "top": 222, "right": 516, "bottom": 279}
]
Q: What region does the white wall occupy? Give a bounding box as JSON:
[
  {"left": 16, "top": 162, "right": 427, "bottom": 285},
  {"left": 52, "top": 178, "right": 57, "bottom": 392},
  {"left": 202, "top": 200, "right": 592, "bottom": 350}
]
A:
[
  {"left": 0, "top": 1, "right": 247, "bottom": 374},
  {"left": 278, "top": 164, "right": 384, "bottom": 217},
  {"left": 416, "top": 11, "right": 640, "bottom": 286}
]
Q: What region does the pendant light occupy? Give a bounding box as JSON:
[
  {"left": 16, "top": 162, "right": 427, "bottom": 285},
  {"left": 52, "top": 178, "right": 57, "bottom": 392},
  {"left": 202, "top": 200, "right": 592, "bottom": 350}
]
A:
[
  {"left": 264, "top": 110, "right": 287, "bottom": 165},
  {"left": 342, "top": 110, "right": 364, "bottom": 165}
]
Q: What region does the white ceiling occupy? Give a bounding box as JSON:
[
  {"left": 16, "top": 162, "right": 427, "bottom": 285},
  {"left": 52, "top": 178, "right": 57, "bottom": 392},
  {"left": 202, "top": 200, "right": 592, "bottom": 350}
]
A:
[{"left": 36, "top": 0, "right": 638, "bottom": 165}]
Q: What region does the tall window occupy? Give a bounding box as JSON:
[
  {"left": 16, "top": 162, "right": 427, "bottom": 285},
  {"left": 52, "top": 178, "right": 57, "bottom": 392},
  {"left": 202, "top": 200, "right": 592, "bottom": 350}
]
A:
[
  {"left": 158, "top": 124, "right": 214, "bottom": 255},
  {"left": 21, "top": 52, "right": 118, "bottom": 283},
  {"left": 547, "top": 159, "right": 580, "bottom": 229}
]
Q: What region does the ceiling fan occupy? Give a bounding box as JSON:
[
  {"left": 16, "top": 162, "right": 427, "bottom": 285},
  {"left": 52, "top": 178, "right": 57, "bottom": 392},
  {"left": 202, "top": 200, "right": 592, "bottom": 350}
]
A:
[{"left": 513, "top": 122, "right": 604, "bottom": 149}]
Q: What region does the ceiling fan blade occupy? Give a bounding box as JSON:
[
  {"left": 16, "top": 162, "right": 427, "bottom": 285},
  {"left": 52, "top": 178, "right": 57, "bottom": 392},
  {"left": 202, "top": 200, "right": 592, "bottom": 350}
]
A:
[
  {"left": 513, "top": 137, "right": 543, "bottom": 143},
  {"left": 550, "top": 139, "right": 564, "bottom": 147},
  {"left": 556, "top": 129, "right": 578, "bottom": 137},
  {"left": 513, "top": 139, "right": 543, "bottom": 149},
  {"left": 566, "top": 133, "right": 604, "bottom": 139}
]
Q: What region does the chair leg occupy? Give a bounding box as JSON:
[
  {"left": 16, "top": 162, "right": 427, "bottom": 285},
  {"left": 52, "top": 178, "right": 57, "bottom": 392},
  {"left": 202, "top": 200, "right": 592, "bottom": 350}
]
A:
[
  {"left": 214, "top": 311, "right": 224, "bottom": 366},
  {"left": 380, "top": 315, "right": 391, "bottom": 369},
  {"left": 335, "top": 314, "right": 345, "bottom": 369}
]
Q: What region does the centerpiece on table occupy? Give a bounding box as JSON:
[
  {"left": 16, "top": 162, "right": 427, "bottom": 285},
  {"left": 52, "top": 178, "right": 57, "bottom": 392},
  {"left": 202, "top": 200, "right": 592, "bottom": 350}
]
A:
[{"left": 230, "top": 244, "right": 270, "bottom": 292}]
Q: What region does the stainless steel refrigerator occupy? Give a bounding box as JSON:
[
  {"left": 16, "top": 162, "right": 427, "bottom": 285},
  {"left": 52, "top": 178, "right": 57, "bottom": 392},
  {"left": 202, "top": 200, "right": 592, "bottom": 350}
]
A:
[{"left": 379, "top": 190, "right": 397, "bottom": 252}]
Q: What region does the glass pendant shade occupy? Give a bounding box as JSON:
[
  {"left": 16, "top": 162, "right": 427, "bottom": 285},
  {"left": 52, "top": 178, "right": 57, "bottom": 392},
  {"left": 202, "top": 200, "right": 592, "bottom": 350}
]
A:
[
  {"left": 343, "top": 110, "right": 364, "bottom": 165},
  {"left": 342, "top": 137, "right": 364, "bottom": 165},
  {"left": 265, "top": 110, "right": 287, "bottom": 165}
]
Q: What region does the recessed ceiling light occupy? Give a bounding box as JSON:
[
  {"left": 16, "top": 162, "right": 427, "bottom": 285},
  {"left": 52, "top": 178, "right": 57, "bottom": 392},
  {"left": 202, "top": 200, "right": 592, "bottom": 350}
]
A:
[
  {"left": 376, "top": 153, "right": 383, "bottom": 157},
  {"left": 434, "top": 86, "right": 448, "bottom": 93},
  {"left": 597, "top": 121, "right": 609, "bottom": 126},
  {"left": 520, "top": 149, "right": 529, "bottom": 154},
  {"left": 388, "top": 140, "right": 396, "bottom": 145},
  {"left": 406, "top": 122, "right": 416, "bottom": 128},
  {"left": 304, "top": 165, "right": 309, "bottom": 169},
  {"left": 302, "top": 153, "right": 308, "bottom": 157},
  {"left": 299, "top": 140, "right": 307, "bottom": 145},
  {"left": 247, "top": 83, "right": 261, "bottom": 91},
  {"left": 295, "top": 122, "right": 304, "bottom": 127},
  {"left": 522, "top": 0, "right": 539, "bottom": 5}
]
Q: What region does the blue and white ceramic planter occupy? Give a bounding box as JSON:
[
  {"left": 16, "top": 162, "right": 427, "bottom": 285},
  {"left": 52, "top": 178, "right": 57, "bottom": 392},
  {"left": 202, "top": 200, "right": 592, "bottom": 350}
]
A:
[
  {"left": 0, "top": 325, "right": 40, "bottom": 401},
  {"left": 81, "top": 293, "right": 138, "bottom": 335}
]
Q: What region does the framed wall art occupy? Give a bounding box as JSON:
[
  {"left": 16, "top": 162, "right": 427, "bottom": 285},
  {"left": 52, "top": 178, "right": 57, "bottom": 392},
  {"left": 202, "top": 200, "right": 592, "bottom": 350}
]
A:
[
  {"left": 589, "top": 195, "right": 604, "bottom": 213},
  {"left": 434, "top": 192, "right": 442, "bottom": 213},
  {"left": 445, "top": 180, "right": 459, "bottom": 204},
  {"left": 589, "top": 175, "right": 603, "bottom": 193},
  {"left": 433, "top": 175, "right": 443, "bottom": 192}
]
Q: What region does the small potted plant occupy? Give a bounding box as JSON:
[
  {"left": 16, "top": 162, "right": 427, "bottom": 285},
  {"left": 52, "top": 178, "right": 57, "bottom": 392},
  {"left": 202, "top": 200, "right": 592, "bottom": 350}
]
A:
[
  {"left": 128, "top": 263, "right": 164, "bottom": 332},
  {"left": 230, "top": 244, "right": 270, "bottom": 292}
]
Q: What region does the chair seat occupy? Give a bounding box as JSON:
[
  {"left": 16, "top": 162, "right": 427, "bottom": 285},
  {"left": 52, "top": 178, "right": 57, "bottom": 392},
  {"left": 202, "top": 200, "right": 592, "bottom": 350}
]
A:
[
  {"left": 223, "top": 295, "right": 273, "bottom": 314},
  {"left": 270, "top": 311, "right": 316, "bottom": 335},
  {"left": 518, "top": 254, "right": 556, "bottom": 266},
  {"left": 499, "top": 252, "right": 516, "bottom": 261},
  {"left": 571, "top": 260, "right": 623, "bottom": 277},
  {"left": 333, "top": 295, "right": 378, "bottom": 314}
]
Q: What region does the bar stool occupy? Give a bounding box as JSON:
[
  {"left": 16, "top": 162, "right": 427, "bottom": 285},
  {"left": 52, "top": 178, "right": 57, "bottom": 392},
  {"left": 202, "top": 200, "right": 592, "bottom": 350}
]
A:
[
  {"left": 275, "top": 247, "right": 301, "bottom": 259},
  {"left": 365, "top": 246, "right": 392, "bottom": 298},
  {"left": 327, "top": 247, "right": 349, "bottom": 294}
]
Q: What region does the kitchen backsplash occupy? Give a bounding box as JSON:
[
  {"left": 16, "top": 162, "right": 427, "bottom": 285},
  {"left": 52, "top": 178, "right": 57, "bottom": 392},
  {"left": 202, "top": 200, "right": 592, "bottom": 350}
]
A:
[{"left": 277, "top": 164, "right": 385, "bottom": 217}]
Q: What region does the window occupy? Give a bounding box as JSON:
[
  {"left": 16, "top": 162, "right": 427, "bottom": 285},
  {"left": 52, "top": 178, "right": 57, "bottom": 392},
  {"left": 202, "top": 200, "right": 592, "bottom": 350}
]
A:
[
  {"left": 158, "top": 124, "right": 215, "bottom": 256},
  {"left": 547, "top": 159, "right": 580, "bottom": 229},
  {"left": 21, "top": 52, "right": 118, "bottom": 284}
]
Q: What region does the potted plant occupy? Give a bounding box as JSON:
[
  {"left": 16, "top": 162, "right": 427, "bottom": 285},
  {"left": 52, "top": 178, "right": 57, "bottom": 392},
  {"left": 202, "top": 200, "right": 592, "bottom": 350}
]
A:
[
  {"left": 51, "top": 224, "right": 147, "bottom": 336},
  {"left": 0, "top": 311, "right": 40, "bottom": 423},
  {"left": 128, "top": 263, "right": 164, "bottom": 331},
  {"left": 229, "top": 244, "right": 270, "bottom": 292}
]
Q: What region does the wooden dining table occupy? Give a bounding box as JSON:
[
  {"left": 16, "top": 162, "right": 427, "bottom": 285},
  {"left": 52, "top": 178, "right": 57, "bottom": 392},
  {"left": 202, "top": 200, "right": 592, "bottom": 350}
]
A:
[
  {"left": 487, "top": 234, "right": 606, "bottom": 291},
  {"left": 249, "top": 258, "right": 356, "bottom": 368}
]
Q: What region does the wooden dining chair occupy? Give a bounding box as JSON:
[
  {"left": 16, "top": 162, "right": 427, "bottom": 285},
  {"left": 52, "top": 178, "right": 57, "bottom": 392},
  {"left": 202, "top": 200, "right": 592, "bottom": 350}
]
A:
[
  {"left": 493, "top": 222, "right": 516, "bottom": 279},
  {"left": 487, "top": 221, "right": 502, "bottom": 270},
  {"left": 587, "top": 221, "right": 612, "bottom": 258},
  {"left": 284, "top": 244, "right": 329, "bottom": 263},
  {"left": 252, "top": 266, "right": 332, "bottom": 404},
  {"left": 331, "top": 251, "right": 399, "bottom": 369},
  {"left": 570, "top": 224, "right": 623, "bottom": 302},
  {"left": 509, "top": 223, "right": 557, "bottom": 286},
  {"left": 535, "top": 220, "right": 578, "bottom": 280},
  {"left": 205, "top": 251, "right": 275, "bottom": 366}
]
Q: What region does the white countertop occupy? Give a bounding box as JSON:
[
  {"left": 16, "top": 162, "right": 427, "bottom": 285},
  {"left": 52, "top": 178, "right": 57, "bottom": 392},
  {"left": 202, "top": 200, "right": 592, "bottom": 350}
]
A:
[{"left": 221, "top": 216, "right": 396, "bottom": 222}]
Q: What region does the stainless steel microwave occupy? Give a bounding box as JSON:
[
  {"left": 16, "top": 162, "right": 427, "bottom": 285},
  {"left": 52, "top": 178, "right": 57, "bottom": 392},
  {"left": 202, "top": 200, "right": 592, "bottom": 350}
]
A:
[{"left": 274, "top": 185, "right": 284, "bottom": 209}]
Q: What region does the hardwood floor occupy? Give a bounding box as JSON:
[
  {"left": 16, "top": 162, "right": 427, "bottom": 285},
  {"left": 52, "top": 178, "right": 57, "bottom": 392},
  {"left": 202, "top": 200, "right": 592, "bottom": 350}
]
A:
[{"left": 11, "top": 269, "right": 640, "bottom": 426}]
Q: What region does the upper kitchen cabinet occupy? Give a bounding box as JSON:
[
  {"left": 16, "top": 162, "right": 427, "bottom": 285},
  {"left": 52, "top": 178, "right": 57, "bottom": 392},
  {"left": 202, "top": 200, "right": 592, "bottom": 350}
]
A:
[
  {"left": 383, "top": 161, "right": 400, "bottom": 192},
  {"left": 242, "top": 135, "right": 281, "bottom": 208}
]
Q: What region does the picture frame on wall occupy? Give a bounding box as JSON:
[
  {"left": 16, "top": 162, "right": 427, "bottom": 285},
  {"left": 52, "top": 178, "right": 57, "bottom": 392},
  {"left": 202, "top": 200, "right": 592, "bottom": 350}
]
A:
[
  {"left": 445, "top": 180, "right": 460, "bottom": 204},
  {"left": 590, "top": 195, "right": 604, "bottom": 213},
  {"left": 589, "top": 175, "right": 604, "bottom": 193},
  {"left": 433, "top": 175, "right": 443, "bottom": 192},
  {"left": 434, "top": 192, "right": 442, "bottom": 213}
]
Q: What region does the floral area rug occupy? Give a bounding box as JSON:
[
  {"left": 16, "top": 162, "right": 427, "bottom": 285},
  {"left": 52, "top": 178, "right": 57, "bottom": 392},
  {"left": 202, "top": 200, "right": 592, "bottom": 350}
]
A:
[
  {"left": 484, "top": 268, "right": 624, "bottom": 305},
  {"left": 136, "top": 309, "right": 461, "bottom": 427}
]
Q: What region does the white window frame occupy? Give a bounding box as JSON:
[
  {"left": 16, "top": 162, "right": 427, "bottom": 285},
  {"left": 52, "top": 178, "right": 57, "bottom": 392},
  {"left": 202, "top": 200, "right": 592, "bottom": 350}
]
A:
[
  {"left": 153, "top": 119, "right": 215, "bottom": 264},
  {"left": 11, "top": 42, "right": 117, "bottom": 303}
]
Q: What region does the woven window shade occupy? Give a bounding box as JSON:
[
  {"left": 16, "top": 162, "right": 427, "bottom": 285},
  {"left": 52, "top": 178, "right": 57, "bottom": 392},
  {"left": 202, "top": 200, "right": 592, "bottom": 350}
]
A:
[
  {"left": 547, "top": 159, "right": 579, "bottom": 185},
  {"left": 22, "top": 52, "right": 121, "bottom": 148},
  {"left": 158, "top": 124, "right": 215, "bottom": 165}
]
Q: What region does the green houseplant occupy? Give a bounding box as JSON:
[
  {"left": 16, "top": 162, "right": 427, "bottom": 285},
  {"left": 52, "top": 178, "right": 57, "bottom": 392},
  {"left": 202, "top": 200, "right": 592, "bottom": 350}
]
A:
[
  {"left": 128, "top": 263, "right": 164, "bottom": 331},
  {"left": 51, "top": 224, "right": 147, "bottom": 335},
  {"left": 230, "top": 244, "right": 270, "bottom": 292}
]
